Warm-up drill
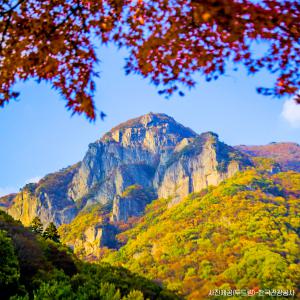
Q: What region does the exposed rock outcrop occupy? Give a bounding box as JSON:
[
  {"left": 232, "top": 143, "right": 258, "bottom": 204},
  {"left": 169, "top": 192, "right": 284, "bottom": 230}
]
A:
[
  {"left": 6, "top": 164, "right": 79, "bottom": 226},
  {"left": 68, "top": 113, "right": 196, "bottom": 207},
  {"left": 68, "top": 223, "right": 118, "bottom": 257},
  {"left": 111, "top": 185, "right": 156, "bottom": 222},
  {"left": 156, "top": 132, "right": 251, "bottom": 200}
]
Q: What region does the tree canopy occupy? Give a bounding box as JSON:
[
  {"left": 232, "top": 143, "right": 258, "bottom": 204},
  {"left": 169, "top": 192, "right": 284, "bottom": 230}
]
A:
[
  {"left": 0, "top": 210, "right": 177, "bottom": 299},
  {"left": 0, "top": 230, "right": 20, "bottom": 297},
  {"left": 103, "top": 167, "right": 300, "bottom": 298},
  {"left": 0, "top": 0, "right": 299, "bottom": 119},
  {"left": 30, "top": 216, "right": 44, "bottom": 235},
  {"left": 43, "top": 222, "right": 60, "bottom": 243}
]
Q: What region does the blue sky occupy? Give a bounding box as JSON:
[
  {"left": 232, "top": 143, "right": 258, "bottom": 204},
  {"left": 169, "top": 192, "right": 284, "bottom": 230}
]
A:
[{"left": 0, "top": 45, "right": 299, "bottom": 196}]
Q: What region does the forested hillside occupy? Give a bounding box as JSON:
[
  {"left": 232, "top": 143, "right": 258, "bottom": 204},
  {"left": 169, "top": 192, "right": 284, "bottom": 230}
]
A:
[
  {"left": 103, "top": 162, "right": 300, "bottom": 299},
  {"left": 0, "top": 210, "right": 178, "bottom": 300}
]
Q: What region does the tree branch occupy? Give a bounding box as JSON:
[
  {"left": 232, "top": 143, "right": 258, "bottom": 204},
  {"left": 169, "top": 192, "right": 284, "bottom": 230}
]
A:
[
  {"left": 0, "top": 10, "right": 13, "bottom": 53},
  {"left": 0, "top": 0, "right": 26, "bottom": 16}
]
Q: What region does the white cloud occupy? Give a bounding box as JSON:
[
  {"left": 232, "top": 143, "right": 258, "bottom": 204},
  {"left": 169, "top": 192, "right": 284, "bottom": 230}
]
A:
[
  {"left": 0, "top": 176, "right": 41, "bottom": 197},
  {"left": 24, "top": 176, "right": 41, "bottom": 184},
  {"left": 0, "top": 187, "right": 17, "bottom": 197},
  {"left": 281, "top": 98, "right": 300, "bottom": 128}
]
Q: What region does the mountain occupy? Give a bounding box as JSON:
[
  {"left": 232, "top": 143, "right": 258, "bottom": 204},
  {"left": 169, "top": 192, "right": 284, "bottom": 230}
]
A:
[
  {"left": 236, "top": 142, "right": 300, "bottom": 172},
  {"left": 1, "top": 113, "right": 251, "bottom": 228},
  {"left": 1, "top": 113, "right": 300, "bottom": 299},
  {"left": 0, "top": 112, "right": 254, "bottom": 261}
]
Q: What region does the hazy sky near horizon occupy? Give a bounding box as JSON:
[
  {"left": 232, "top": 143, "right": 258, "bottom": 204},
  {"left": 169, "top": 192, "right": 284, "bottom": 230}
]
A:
[{"left": 0, "top": 45, "right": 299, "bottom": 196}]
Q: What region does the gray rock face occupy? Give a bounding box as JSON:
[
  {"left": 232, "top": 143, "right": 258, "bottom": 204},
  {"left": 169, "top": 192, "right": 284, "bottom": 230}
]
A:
[
  {"left": 68, "top": 142, "right": 157, "bottom": 207},
  {"left": 111, "top": 185, "right": 156, "bottom": 222},
  {"left": 67, "top": 223, "right": 118, "bottom": 257},
  {"left": 6, "top": 165, "right": 79, "bottom": 226},
  {"left": 68, "top": 113, "right": 196, "bottom": 207},
  {"left": 83, "top": 223, "right": 117, "bottom": 248},
  {"left": 2, "top": 113, "right": 251, "bottom": 227},
  {"left": 156, "top": 132, "right": 251, "bottom": 201}
]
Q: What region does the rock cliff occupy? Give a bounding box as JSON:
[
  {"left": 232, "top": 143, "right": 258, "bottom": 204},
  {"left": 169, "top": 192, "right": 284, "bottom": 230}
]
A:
[
  {"left": 111, "top": 185, "right": 157, "bottom": 222},
  {"left": 6, "top": 164, "right": 79, "bottom": 226},
  {"left": 155, "top": 132, "right": 250, "bottom": 202},
  {"left": 68, "top": 113, "right": 197, "bottom": 208},
  {"left": 68, "top": 223, "right": 118, "bottom": 258}
]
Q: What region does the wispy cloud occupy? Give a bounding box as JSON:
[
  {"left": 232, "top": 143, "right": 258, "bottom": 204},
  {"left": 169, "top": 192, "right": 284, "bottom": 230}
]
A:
[
  {"left": 0, "top": 187, "right": 17, "bottom": 197},
  {"left": 281, "top": 98, "right": 300, "bottom": 128},
  {"left": 0, "top": 176, "right": 41, "bottom": 197},
  {"left": 24, "top": 176, "right": 41, "bottom": 184}
]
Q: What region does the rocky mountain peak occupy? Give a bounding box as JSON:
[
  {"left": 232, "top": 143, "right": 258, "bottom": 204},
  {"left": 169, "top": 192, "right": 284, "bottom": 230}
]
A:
[
  {"left": 104, "top": 112, "right": 184, "bottom": 132},
  {"left": 101, "top": 113, "right": 196, "bottom": 152}
]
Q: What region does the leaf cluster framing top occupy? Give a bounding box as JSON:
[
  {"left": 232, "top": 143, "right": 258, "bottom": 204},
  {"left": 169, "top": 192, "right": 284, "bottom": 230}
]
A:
[{"left": 0, "top": 0, "right": 299, "bottom": 119}]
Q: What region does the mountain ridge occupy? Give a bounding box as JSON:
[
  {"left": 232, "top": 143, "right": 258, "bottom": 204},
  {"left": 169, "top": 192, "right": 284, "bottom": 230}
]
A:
[
  {"left": 236, "top": 142, "right": 300, "bottom": 172},
  {"left": 101, "top": 112, "right": 196, "bottom": 143},
  {"left": 3, "top": 113, "right": 300, "bottom": 230}
]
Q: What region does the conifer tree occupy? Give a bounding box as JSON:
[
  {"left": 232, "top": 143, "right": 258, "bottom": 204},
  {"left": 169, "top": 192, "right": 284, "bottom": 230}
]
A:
[
  {"left": 43, "top": 222, "right": 60, "bottom": 243},
  {"left": 0, "top": 230, "right": 20, "bottom": 296},
  {"left": 29, "top": 216, "right": 43, "bottom": 235}
]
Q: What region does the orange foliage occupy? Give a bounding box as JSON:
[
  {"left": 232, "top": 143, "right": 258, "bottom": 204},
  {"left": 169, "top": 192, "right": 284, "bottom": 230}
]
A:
[{"left": 0, "top": 1, "right": 299, "bottom": 119}]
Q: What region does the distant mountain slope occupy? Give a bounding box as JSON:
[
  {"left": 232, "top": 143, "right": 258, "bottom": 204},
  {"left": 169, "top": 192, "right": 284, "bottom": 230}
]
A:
[
  {"left": 6, "top": 163, "right": 80, "bottom": 226},
  {"left": 104, "top": 167, "right": 300, "bottom": 299},
  {"left": 236, "top": 143, "right": 300, "bottom": 172},
  {"left": 0, "top": 193, "right": 16, "bottom": 208}
]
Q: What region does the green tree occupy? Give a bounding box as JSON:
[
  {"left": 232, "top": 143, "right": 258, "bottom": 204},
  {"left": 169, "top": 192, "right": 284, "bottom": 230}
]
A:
[
  {"left": 33, "top": 280, "right": 74, "bottom": 300},
  {"left": 0, "top": 230, "right": 20, "bottom": 297},
  {"left": 43, "top": 222, "right": 60, "bottom": 243},
  {"left": 123, "top": 290, "right": 144, "bottom": 300},
  {"left": 30, "top": 216, "right": 43, "bottom": 235},
  {"left": 98, "top": 282, "right": 121, "bottom": 300}
]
